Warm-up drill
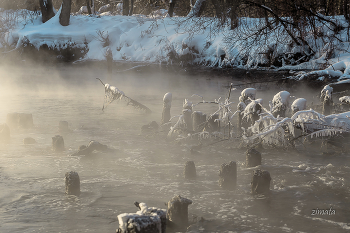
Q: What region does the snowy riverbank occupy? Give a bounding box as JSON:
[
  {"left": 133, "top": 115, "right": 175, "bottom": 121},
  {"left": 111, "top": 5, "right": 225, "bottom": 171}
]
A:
[{"left": 2, "top": 8, "right": 350, "bottom": 87}]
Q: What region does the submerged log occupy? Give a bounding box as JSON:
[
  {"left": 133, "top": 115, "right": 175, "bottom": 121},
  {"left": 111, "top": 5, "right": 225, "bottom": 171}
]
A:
[
  {"left": 65, "top": 171, "right": 80, "bottom": 196},
  {"left": 167, "top": 195, "right": 192, "bottom": 230},
  {"left": 184, "top": 161, "right": 196, "bottom": 179},
  {"left": 6, "top": 113, "right": 33, "bottom": 129},
  {"left": 117, "top": 203, "right": 166, "bottom": 233},
  {"left": 0, "top": 123, "right": 10, "bottom": 142},
  {"left": 246, "top": 148, "right": 262, "bottom": 167},
  {"left": 218, "top": 161, "right": 237, "bottom": 190},
  {"left": 52, "top": 135, "right": 65, "bottom": 152},
  {"left": 251, "top": 169, "right": 271, "bottom": 196}
]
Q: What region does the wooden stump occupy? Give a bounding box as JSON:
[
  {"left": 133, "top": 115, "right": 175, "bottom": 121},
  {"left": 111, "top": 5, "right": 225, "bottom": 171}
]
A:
[
  {"left": 192, "top": 111, "right": 206, "bottom": 132},
  {"left": 167, "top": 195, "right": 192, "bottom": 230},
  {"left": 52, "top": 135, "right": 64, "bottom": 152},
  {"left": 65, "top": 171, "right": 80, "bottom": 196},
  {"left": 117, "top": 203, "right": 166, "bottom": 233},
  {"left": 6, "top": 113, "right": 33, "bottom": 129},
  {"left": 59, "top": 121, "right": 69, "bottom": 132},
  {"left": 184, "top": 161, "right": 196, "bottom": 179},
  {"left": 246, "top": 148, "right": 261, "bottom": 167},
  {"left": 0, "top": 123, "right": 10, "bottom": 142},
  {"left": 251, "top": 169, "right": 271, "bottom": 196},
  {"left": 219, "top": 161, "right": 237, "bottom": 190}
]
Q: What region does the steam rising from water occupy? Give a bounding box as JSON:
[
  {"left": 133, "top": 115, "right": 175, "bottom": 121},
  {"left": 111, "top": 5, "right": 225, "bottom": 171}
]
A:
[{"left": 0, "top": 62, "right": 349, "bottom": 233}]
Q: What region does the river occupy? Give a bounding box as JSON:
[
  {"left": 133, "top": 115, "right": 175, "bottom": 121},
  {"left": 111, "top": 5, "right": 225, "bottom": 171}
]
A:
[{"left": 0, "top": 62, "right": 349, "bottom": 233}]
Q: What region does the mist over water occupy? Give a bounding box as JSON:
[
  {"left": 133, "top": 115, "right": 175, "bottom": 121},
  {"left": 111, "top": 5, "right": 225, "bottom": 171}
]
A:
[{"left": 0, "top": 62, "right": 349, "bottom": 233}]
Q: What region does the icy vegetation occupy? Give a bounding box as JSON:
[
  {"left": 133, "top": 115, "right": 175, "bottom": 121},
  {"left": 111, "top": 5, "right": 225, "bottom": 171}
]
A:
[{"left": 2, "top": 5, "right": 350, "bottom": 77}]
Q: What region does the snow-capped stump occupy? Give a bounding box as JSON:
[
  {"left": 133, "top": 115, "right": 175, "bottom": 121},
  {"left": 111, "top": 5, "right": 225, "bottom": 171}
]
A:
[
  {"left": 241, "top": 100, "right": 262, "bottom": 129},
  {"left": 204, "top": 113, "right": 220, "bottom": 132},
  {"left": 52, "top": 135, "right": 65, "bottom": 152},
  {"left": 116, "top": 202, "right": 166, "bottom": 233},
  {"left": 184, "top": 161, "right": 196, "bottom": 179},
  {"left": 141, "top": 121, "right": 159, "bottom": 135},
  {"left": 339, "top": 96, "right": 350, "bottom": 111},
  {"left": 6, "top": 112, "right": 33, "bottom": 129},
  {"left": 59, "top": 121, "right": 69, "bottom": 132},
  {"left": 192, "top": 111, "right": 206, "bottom": 132},
  {"left": 23, "top": 137, "right": 36, "bottom": 144},
  {"left": 71, "top": 140, "right": 112, "bottom": 156},
  {"left": 218, "top": 161, "right": 237, "bottom": 190},
  {"left": 240, "top": 88, "right": 256, "bottom": 105},
  {"left": 65, "top": 171, "right": 80, "bottom": 196},
  {"left": 321, "top": 84, "right": 333, "bottom": 102},
  {"left": 161, "top": 92, "right": 172, "bottom": 125},
  {"left": 167, "top": 195, "right": 192, "bottom": 230},
  {"left": 183, "top": 99, "right": 193, "bottom": 132},
  {"left": 246, "top": 148, "right": 262, "bottom": 168},
  {"left": 0, "top": 123, "right": 10, "bottom": 142},
  {"left": 322, "top": 90, "right": 333, "bottom": 115},
  {"left": 251, "top": 169, "right": 271, "bottom": 196},
  {"left": 271, "top": 91, "right": 290, "bottom": 118},
  {"left": 291, "top": 98, "right": 307, "bottom": 114}
]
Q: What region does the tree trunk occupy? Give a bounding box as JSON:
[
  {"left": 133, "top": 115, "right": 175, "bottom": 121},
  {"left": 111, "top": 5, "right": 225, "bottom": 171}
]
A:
[
  {"left": 187, "top": 0, "right": 207, "bottom": 17},
  {"left": 85, "top": 0, "right": 92, "bottom": 14},
  {"left": 39, "top": 0, "right": 55, "bottom": 23},
  {"left": 123, "top": 0, "right": 129, "bottom": 15},
  {"left": 59, "top": 0, "right": 72, "bottom": 26},
  {"left": 129, "top": 0, "right": 134, "bottom": 15},
  {"left": 345, "top": 0, "right": 349, "bottom": 21},
  {"left": 168, "top": 0, "right": 176, "bottom": 17}
]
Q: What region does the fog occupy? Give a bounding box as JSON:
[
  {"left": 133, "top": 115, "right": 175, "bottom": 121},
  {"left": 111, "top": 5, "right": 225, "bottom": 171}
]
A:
[{"left": 0, "top": 62, "right": 349, "bottom": 233}]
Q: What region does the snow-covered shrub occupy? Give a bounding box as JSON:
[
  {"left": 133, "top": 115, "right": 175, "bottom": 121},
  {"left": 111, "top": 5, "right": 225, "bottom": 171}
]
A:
[
  {"left": 241, "top": 100, "right": 262, "bottom": 129},
  {"left": 271, "top": 91, "right": 290, "bottom": 118},
  {"left": 291, "top": 98, "right": 307, "bottom": 114},
  {"left": 240, "top": 88, "right": 256, "bottom": 105},
  {"left": 321, "top": 85, "right": 333, "bottom": 102}
]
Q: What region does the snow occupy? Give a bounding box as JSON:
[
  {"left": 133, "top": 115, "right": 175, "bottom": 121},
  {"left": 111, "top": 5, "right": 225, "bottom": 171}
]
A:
[
  {"left": 291, "top": 98, "right": 307, "bottom": 112},
  {"left": 339, "top": 96, "right": 350, "bottom": 103},
  {"left": 4, "top": 8, "right": 350, "bottom": 84}
]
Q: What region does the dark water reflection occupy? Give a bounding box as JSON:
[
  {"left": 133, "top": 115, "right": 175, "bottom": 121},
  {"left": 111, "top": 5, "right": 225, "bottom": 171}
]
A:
[{"left": 0, "top": 62, "right": 349, "bottom": 233}]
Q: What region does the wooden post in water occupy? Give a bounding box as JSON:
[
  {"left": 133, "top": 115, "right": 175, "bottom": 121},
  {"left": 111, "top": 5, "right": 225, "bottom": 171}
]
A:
[
  {"left": 184, "top": 161, "right": 196, "bottom": 179},
  {"left": 251, "top": 169, "right": 271, "bottom": 196},
  {"left": 246, "top": 148, "right": 262, "bottom": 167},
  {"left": 65, "top": 171, "right": 80, "bottom": 196},
  {"left": 167, "top": 195, "right": 192, "bottom": 230},
  {"left": 161, "top": 92, "right": 172, "bottom": 126},
  {"left": 52, "top": 135, "right": 65, "bottom": 152},
  {"left": 219, "top": 161, "right": 237, "bottom": 190}
]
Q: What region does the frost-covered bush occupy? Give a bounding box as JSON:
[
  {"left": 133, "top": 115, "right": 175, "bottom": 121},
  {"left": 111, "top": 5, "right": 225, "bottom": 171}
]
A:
[
  {"left": 271, "top": 91, "right": 290, "bottom": 118},
  {"left": 291, "top": 98, "right": 307, "bottom": 114}
]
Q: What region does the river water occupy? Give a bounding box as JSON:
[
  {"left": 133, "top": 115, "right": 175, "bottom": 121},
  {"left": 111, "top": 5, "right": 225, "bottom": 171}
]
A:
[{"left": 0, "top": 62, "right": 349, "bottom": 233}]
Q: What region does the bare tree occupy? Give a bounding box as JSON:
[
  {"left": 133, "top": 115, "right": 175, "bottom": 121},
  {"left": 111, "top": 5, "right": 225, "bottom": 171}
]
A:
[
  {"left": 39, "top": 0, "right": 55, "bottom": 23},
  {"left": 168, "top": 0, "right": 177, "bottom": 17},
  {"left": 59, "top": 0, "right": 72, "bottom": 26},
  {"left": 187, "top": 0, "right": 207, "bottom": 17}
]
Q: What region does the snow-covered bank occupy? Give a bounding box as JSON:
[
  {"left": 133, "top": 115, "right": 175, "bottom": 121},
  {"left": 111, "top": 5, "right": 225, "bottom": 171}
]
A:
[{"left": 2, "top": 8, "right": 350, "bottom": 86}]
